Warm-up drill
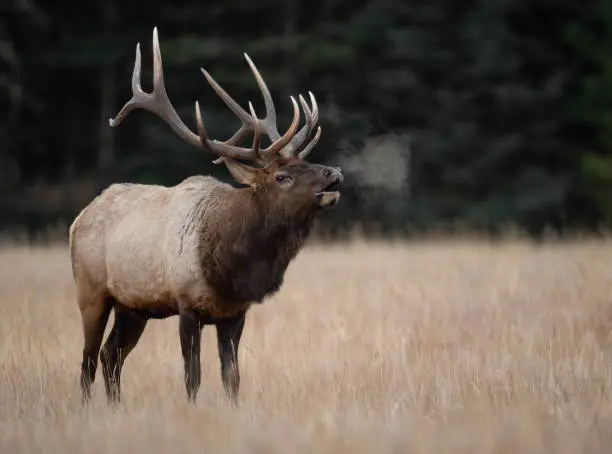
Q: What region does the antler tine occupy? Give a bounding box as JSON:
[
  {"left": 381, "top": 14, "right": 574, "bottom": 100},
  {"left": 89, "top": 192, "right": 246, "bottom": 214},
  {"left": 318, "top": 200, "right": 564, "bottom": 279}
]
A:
[
  {"left": 308, "top": 91, "right": 319, "bottom": 124},
  {"left": 279, "top": 93, "right": 314, "bottom": 158},
  {"left": 200, "top": 68, "right": 257, "bottom": 146},
  {"left": 299, "top": 94, "right": 314, "bottom": 135},
  {"left": 152, "top": 27, "right": 165, "bottom": 95},
  {"left": 243, "top": 53, "right": 280, "bottom": 142},
  {"left": 196, "top": 100, "right": 265, "bottom": 161},
  {"left": 242, "top": 54, "right": 303, "bottom": 158},
  {"left": 263, "top": 95, "right": 301, "bottom": 156},
  {"left": 200, "top": 68, "right": 259, "bottom": 165},
  {"left": 248, "top": 101, "right": 261, "bottom": 156},
  {"left": 194, "top": 101, "right": 215, "bottom": 154},
  {"left": 201, "top": 65, "right": 270, "bottom": 165},
  {"left": 281, "top": 91, "right": 320, "bottom": 158},
  {"left": 197, "top": 99, "right": 262, "bottom": 160},
  {"left": 298, "top": 126, "right": 321, "bottom": 160},
  {"left": 107, "top": 43, "right": 143, "bottom": 127}
]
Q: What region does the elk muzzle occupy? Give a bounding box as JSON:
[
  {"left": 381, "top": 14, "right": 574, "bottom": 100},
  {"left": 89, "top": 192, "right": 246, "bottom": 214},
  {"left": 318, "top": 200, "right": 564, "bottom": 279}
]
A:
[{"left": 316, "top": 166, "right": 343, "bottom": 208}]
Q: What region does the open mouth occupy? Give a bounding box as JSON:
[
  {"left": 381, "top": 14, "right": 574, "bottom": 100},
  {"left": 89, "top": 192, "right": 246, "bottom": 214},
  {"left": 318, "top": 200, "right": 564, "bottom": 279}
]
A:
[
  {"left": 315, "top": 191, "right": 340, "bottom": 207},
  {"left": 314, "top": 177, "right": 343, "bottom": 208},
  {"left": 324, "top": 178, "right": 342, "bottom": 192},
  {"left": 315, "top": 180, "right": 342, "bottom": 208}
]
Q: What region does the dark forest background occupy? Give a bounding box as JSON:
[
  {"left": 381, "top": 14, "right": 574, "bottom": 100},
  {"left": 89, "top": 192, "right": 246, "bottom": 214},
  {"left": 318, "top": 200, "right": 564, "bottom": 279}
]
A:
[{"left": 3, "top": 0, "right": 612, "bottom": 240}]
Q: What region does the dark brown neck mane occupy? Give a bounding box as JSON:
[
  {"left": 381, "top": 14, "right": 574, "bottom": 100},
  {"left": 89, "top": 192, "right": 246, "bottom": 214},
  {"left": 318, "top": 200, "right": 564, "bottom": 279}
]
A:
[{"left": 198, "top": 187, "right": 314, "bottom": 306}]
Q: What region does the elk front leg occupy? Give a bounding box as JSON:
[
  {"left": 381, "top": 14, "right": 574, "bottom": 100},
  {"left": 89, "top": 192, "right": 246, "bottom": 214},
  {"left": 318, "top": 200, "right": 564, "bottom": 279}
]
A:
[
  {"left": 179, "top": 310, "right": 203, "bottom": 403},
  {"left": 216, "top": 312, "right": 246, "bottom": 403}
]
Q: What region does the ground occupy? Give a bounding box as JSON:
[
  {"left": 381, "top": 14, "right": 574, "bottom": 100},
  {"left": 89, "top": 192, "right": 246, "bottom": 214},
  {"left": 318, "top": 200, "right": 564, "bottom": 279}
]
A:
[{"left": 1, "top": 238, "right": 611, "bottom": 453}]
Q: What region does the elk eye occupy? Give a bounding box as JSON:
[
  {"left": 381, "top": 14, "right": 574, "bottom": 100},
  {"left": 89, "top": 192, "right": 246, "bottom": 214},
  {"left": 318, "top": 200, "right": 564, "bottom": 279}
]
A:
[{"left": 275, "top": 174, "right": 292, "bottom": 185}]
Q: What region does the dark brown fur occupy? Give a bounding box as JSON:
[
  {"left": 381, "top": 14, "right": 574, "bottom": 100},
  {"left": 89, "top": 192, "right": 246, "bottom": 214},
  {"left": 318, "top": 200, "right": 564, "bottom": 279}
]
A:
[{"left": 200, "top": 192, "right": 311, "bottom": 305}]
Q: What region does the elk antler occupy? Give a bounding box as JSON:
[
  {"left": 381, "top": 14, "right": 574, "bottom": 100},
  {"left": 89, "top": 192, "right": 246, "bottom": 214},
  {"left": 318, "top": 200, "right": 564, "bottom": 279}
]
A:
[
  {"left": 200, "top": 53, "right": 321, "bottom": 163},
  {"left": 199, "top": 56, "right": 302, "bottom": 164},
  {"left": 109, "top": 27, "right": 302, "bottom": 165},
  {"left": 242, "top": 55, "right": 321, "bottom": 160},
  {"left": 284, "top": 92, "right": 321, "bottom": 159}
]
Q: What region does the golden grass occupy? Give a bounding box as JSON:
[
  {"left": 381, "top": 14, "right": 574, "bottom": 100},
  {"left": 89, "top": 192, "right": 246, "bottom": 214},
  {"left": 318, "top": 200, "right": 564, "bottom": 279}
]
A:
[{"left": 1, "top": 238, "right": 612, "bottom": 453}]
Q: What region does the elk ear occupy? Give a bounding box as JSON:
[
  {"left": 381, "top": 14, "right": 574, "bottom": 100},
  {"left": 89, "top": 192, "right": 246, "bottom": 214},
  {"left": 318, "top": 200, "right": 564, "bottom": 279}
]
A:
[{"left": 223, "top": 158, "right": 259, "bottom": 187}]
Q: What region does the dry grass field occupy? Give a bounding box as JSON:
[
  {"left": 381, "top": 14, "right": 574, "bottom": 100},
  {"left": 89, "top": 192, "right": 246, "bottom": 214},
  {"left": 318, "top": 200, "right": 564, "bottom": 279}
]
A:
[{"left": 1, "top": 238, "right": 612, "bottom": 453}]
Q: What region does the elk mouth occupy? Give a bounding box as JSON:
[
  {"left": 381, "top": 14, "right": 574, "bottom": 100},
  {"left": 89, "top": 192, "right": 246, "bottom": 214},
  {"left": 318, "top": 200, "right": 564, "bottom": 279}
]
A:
[
  {"left": 315, "top": 191, "right": 340, "bottom": 208},
  {"left": 315, "top": 179, "right": 342, "bottom": 208},
  {"left": 325, "top": 178, "right": 342, "bottom": 192}
]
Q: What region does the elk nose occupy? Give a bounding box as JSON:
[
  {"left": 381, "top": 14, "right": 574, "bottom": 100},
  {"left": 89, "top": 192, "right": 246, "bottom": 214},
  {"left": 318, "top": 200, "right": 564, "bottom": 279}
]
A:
[
  {"left": 322, "top": 166, "right": 342, "bottom": 179},
  {"left": 323, "top": 166, "right": 343, "bottom": 188}
]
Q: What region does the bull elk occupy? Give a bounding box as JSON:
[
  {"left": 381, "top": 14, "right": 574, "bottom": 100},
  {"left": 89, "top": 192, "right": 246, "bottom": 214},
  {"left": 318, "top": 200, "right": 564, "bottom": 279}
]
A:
[{"left": 69, "top": 28, "right": 343, "bottom": 404}]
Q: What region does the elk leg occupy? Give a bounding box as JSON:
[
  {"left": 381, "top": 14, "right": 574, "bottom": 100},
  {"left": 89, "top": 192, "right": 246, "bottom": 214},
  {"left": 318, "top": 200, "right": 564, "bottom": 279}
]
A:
[
  {"left": 79, "top": 296, "right": 113, "bottom": 403},
  {"left": 100, "top": 308, "right": 147, "bottom": 404},
  {"left": 216, "top": 312, "right": 246, "bottom": 403},
  {"left": 179, "top": 310, "right": 203, "bottom": 403}
]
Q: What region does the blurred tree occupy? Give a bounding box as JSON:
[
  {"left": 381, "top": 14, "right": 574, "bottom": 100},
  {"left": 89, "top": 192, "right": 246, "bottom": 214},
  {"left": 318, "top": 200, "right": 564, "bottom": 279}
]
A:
[
  {"left": 567, "top": 0, "right": 612, "bottom": 226},
  {"left": 0, "top": 0, "right": 607, "bottom": 237},
  {"left": 0, "top": 0, "right": 48, "bottom": 189}
]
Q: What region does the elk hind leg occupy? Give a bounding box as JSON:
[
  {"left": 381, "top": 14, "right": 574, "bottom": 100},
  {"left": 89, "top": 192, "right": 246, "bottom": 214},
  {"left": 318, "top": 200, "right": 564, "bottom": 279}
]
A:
[
  {"left": 79, "top": 295, "right": 113, "bottom": 403},
  {"left": 100, "top": 307, "right": 147, "bottom": 404}
]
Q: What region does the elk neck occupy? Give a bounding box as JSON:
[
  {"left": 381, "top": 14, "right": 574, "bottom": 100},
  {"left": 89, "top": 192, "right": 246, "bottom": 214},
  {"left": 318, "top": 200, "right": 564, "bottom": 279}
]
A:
[{"left": 197, "top": 186, "right": 314, "bottom": 306}]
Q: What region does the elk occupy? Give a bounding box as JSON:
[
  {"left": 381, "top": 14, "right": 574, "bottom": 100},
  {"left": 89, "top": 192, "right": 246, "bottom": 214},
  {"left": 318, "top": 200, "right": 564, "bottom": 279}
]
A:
[{"left": 69, "top": 28, "right": 343, "bottom": 405}]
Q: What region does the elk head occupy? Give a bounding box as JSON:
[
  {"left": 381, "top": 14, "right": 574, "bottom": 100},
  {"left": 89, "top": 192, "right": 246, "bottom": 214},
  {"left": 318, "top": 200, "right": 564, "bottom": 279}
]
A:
[{"left": 109, "top": 27, "right": 343, "bottom": 215}]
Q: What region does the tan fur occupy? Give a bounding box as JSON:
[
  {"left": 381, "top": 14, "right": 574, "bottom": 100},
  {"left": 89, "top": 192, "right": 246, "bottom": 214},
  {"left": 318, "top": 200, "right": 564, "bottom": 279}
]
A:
[{"left": 70, "top": 175, "right": 249, "bottom": 317}]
